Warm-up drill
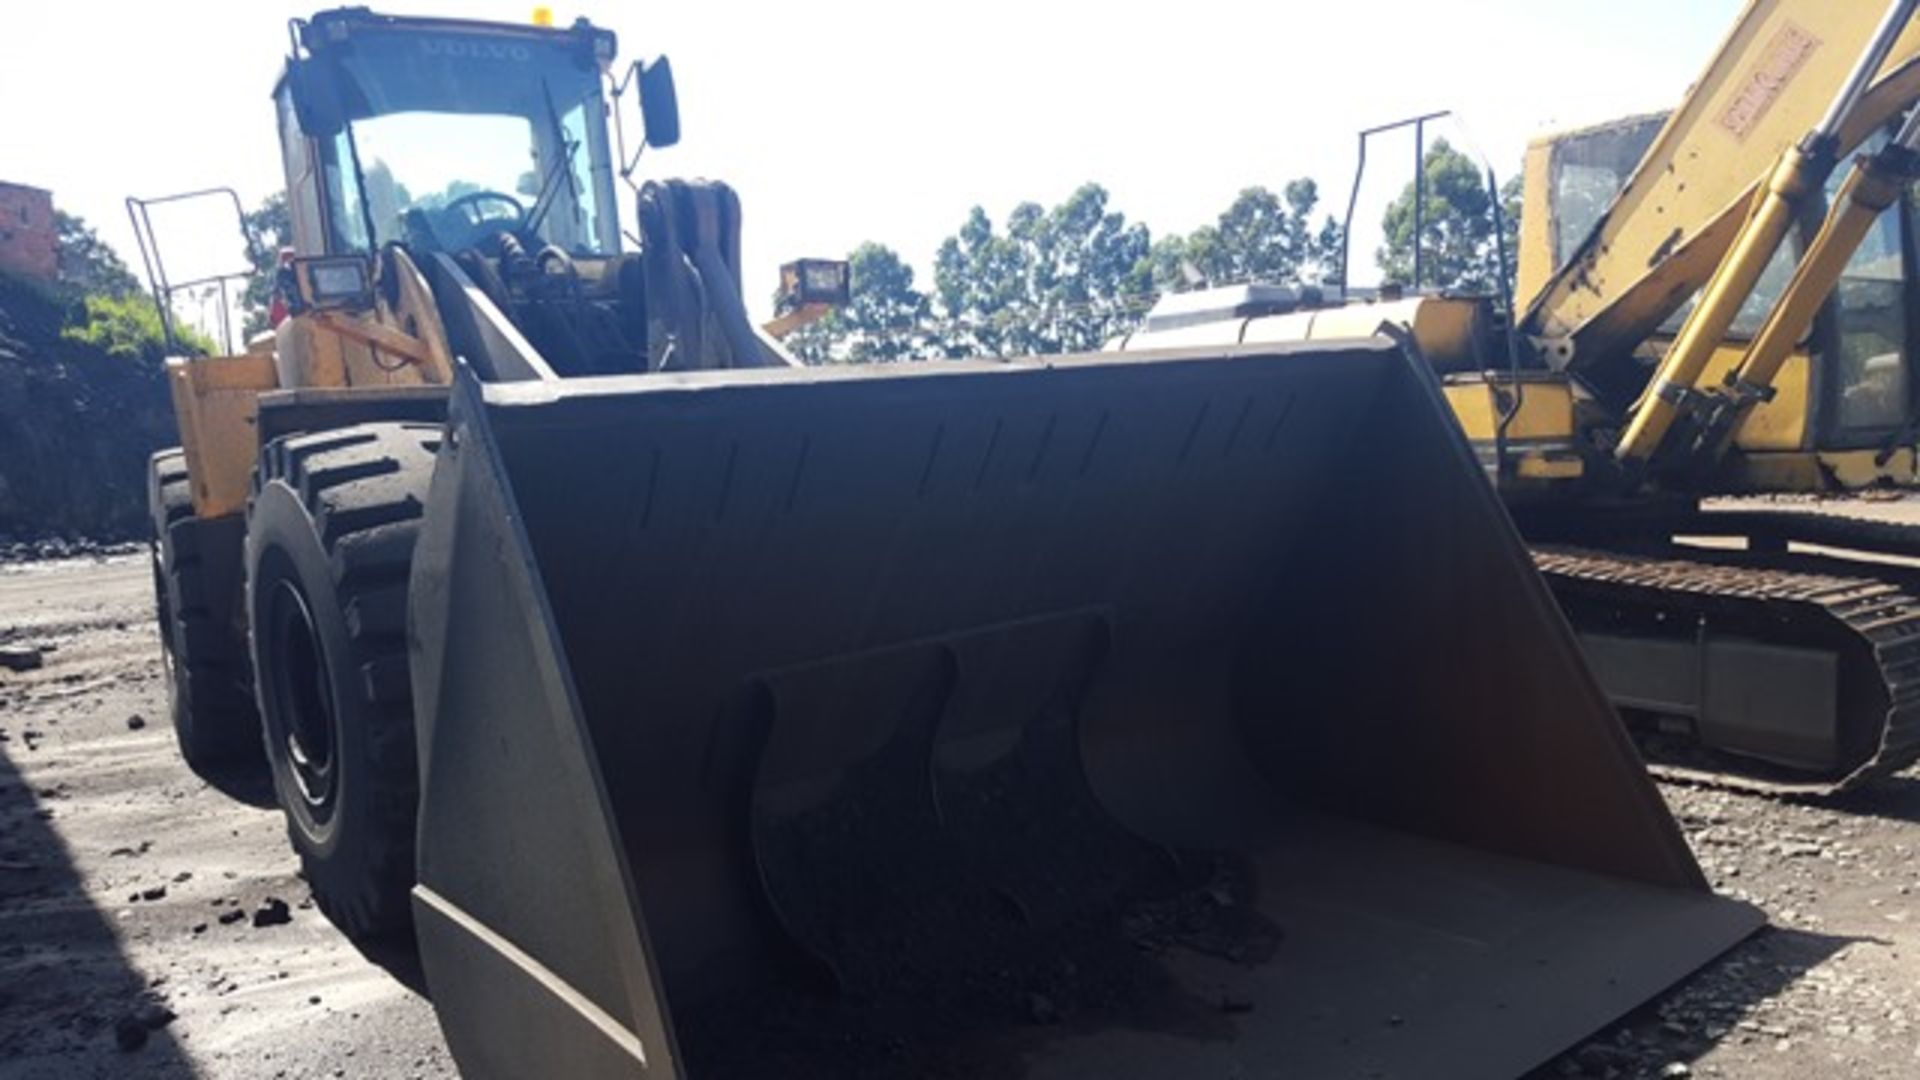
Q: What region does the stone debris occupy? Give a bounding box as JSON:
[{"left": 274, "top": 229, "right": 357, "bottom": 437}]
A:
[
  {"left": 252, "top": 897, "right": 293, "bottom": 928},
  {"left": 0, "top": 644, "right": 45, "bottom": 672}
]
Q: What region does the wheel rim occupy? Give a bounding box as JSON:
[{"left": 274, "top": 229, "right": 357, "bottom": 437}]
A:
[{"left": 264, "top": 578, "right": 339, "bottom": 822}]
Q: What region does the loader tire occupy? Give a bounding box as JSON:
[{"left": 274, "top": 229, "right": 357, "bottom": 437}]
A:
[
  {"left": 148, "top": 450, "right": 261, "bottom": 776},
  {"left": 245, "top": 423, "right": 438, "bottom": 941}
]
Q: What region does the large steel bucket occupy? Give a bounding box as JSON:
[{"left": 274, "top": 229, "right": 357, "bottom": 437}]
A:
[{"left": 406, "top": 339, "right": 1760, "bottom": 1078}]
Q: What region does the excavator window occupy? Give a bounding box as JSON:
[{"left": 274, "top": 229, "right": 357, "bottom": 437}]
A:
[
  {"left": 1829, "top": 179, "right": 1912, "bottom": 438},
  {"left": 1549, "top": 114, "right": 1665, "bottom": 269}
]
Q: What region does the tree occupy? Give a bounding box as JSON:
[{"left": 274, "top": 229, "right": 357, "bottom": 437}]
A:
[
  {"left": 1151, "top": 181, "right": 1345, "bottom": 294},
  {"left": 61, "top": 292, "right": 214, "bottom": 362},
  {"left": 241, "top": 193, "right": 292, "bottom": 336},
  {"left": 1376, "top": 139, "right": 1520, "bottom": 294},
  {"left": 54, "top": 211, "right": 141, "bottom": 297},
  {"left": 932, "top": 205, "right": 1027, "bottom": 357},
  {"left": 932, "top": 183, "right": 1153, "bottom": 357},
  {"left": 784, "top": 243, "right": 939, "bottom": 363}
]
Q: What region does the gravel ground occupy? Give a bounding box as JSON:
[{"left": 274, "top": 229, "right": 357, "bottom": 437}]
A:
[
  {"left": 4, "top": 553, "right": 1920, "bottom": 1079},
  {"left": 0, "top": 554, "right": 454, "bottom": 1079},
  {"left": 1531, "top": 774, "right": 1920, "bottom": 1080}
]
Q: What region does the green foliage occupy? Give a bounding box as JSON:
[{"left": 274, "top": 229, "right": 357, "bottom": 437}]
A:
[
  {"left": 61, "top": 292, "right": 213, "bottom": 363},
  {"left": 786, "top": 243, "right": 935, "bottom": 364},
  {"left": 932, "top": 183, "right": 1153, "bottom": 357},
  {"left": 1150, "top": 181, "right": 1345, "bottom": 293},
  {"left": 54, "top": 211, "right": 141, "bottom": 297},
  {"left": 12, "top": 212, "right": 213, "bottom": 365},
  {"left": 242, "top": 192, "right": 292, "bottom": 336},
  {"left": 795, "top": 178, "right": 1349, "bottom": 362},
  {"left": 1377, "top": 139, "right": 1521, "bottom": 294}
]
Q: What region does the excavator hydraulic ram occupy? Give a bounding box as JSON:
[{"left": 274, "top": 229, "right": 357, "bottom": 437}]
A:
[{"left": 404, "top": 339, "right": 1759, "bottom": 1078}]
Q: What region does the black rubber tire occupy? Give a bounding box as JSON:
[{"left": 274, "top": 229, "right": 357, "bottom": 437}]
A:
[
  {"left": 148, "top": 450, "right": 261, "bottom": 775},
  {"left": 244, "top": 423, "right": 439, "bottom": 941}
]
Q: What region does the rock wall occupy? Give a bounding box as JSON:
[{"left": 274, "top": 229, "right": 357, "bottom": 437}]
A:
[{"left": 0, "top": 275, "right": 178, "bottom": 543}]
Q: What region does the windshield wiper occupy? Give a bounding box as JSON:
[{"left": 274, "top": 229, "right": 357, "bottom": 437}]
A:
[{"left": 522, "top": 79, "right": 582, "bottom": 242}]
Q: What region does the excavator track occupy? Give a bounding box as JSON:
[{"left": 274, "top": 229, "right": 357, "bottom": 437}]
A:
[{"left": 1533, "top": 544, "right": 1920, "bottom": 796}]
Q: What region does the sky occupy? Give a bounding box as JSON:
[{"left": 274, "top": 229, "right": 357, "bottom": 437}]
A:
[{"left": 2, "top": 0, "right": 1745, "bottom": 325}]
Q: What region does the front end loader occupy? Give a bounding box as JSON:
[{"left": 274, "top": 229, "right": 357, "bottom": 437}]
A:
[{"left": 137, "top": 8, "right": 1759, "bottom": 1077}]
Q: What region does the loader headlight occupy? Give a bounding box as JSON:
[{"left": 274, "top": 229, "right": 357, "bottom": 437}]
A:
[
  {"left": 779, "top": 259, "right": 851, "bottom": 308},
  {"left": 292, "top": 255, "right": 375, "bottom": 314}
]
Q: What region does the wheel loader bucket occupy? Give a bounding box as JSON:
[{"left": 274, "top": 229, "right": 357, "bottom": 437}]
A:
[{"left": 406, "top": 340, "right": 1760, "bottom": 1079}]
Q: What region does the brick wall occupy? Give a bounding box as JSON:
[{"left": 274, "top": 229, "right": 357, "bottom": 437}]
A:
[{"left": 0, "top": 183, "right": 58, "bottom": 281}]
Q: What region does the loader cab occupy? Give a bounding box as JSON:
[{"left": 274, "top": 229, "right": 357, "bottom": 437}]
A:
[
  {"left": 275, "top": 9, "right": 624, "bottom": 261},
  {"left": 264, "top": 8, "right": 783, "bottom": 380},
  {"left": 1524, "top": 113, "right": 1920, "bottom": 487}
]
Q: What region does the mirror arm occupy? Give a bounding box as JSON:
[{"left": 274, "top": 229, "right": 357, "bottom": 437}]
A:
[{"left": 609, "top": 61, "right": 646, "bottom": 190}]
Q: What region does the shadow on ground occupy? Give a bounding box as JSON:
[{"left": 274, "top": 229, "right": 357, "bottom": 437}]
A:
[
  {"left": 1527, "top": 922, "right": 1855, "bottom": 1078},
  {"left": 176, "top": 752, "right": 428, "bottom": 995},
  {"left": 0, "top": 739, "right": 199, "bottom": 1077},
  {"left": 1820, "top": 772, "right": 1920, "bottom": 825},
  {"left": 191, "top": 757, "right": 276, "bottom": 811},
  {"left": 354, "top": 933, "right": 430, "bottom": 996}
]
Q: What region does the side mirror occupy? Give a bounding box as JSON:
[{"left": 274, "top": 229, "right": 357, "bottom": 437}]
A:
[{"left": 639, "top": 57, "right": 680, "bottom": 149}]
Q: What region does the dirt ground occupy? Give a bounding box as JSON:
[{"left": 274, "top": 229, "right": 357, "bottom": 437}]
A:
[
  {"left": 0, "top": 554, "right": 454, "bottom": 1080},
  {"left": 2, "top": 552, "right": 1920, "bottom": 1079}
]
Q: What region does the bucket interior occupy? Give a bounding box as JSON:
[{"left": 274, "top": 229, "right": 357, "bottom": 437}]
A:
[{"left": 410, "top": 342, "right": 1760, "bottom": 1079}]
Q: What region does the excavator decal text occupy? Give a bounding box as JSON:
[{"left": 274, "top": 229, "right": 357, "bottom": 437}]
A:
[{"left": 1718, "top": 22, "right": 1820, "bottom": 141}]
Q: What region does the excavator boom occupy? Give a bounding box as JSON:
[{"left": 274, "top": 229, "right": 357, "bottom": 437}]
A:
[{"left": 1520, "top": 0, "right": 1920, "bottom": 376}]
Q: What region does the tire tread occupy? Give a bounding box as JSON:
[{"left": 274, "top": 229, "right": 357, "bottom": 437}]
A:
[{"left": 251, "top": 422, "right": 438, "bottom": 940}]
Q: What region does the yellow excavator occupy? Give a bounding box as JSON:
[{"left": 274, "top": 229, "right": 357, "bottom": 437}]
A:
[
  {"left": 1124, "top": 0, "right": 1920, "bottom": 796},
  {"left": 136, "top": 7, "right": 1759, "bottom": 1077}
]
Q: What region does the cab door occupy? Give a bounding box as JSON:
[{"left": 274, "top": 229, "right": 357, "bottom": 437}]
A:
[{"left": 1816, "top": 177, "right": 1915, "bottom": 449}]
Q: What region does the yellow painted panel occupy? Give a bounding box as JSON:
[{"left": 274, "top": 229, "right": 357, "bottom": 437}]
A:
[
  {"left": 1516, "top": 454, "right": 1585, "bottom": 481},
  {"left": 1240, "top": 296, "right": 1483, "bottom": 370},
  {"left": 268, "top": 250, "right": 452, "bottom": 390},
  {"left": 1442, "top": 378, "right": 1576, "bottom": 443},
  {"left": 1725, "top": 448, "right": 1917, "bottom": 491},
  {"left": 1685, "top": 342, "right": 1810, "bottom": 451},
  {"left": 167, "top": 354, "right": 279, "bottom": 520}
]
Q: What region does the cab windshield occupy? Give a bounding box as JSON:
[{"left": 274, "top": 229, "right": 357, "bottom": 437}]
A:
[{"left": 313, "top": 27, "right": 617, "bottom": 257}]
